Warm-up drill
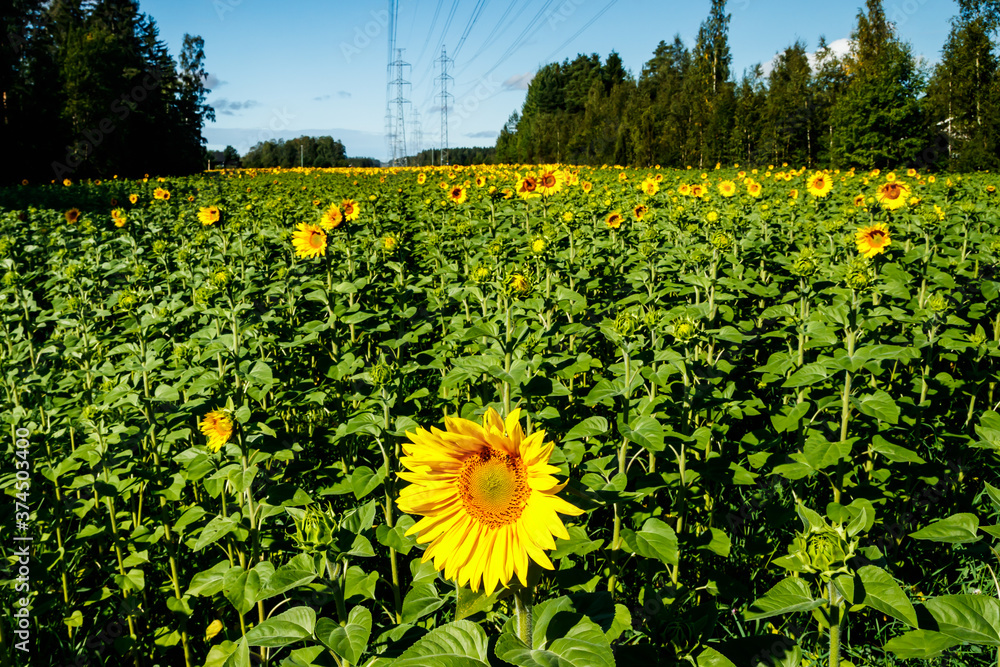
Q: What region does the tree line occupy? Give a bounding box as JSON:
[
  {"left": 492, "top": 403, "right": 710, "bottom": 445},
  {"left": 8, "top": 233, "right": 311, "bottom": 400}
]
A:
[
  {"left": 240, "top": 136, "right": 378, "bottom": 169},
  {"left": 495, "top": 0, "right": 1000, "bottom": 170},
  {"left": 1, "top": 0, "right": 214, "bottom": 184}
]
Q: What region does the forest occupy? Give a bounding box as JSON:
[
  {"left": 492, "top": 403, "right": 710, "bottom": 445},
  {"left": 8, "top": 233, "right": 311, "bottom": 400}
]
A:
[
  {"left": 495, "top": 0, "right": 1000, "bottom": 171},
  {"left": 0, "top": 0, "right": 214, "bottom": 183}
]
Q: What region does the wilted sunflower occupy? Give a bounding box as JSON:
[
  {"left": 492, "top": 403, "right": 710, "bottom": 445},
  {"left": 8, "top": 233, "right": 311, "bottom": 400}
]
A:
[
  {"left": 199, "top": 409, "right": 233, "bottom": 453},
  {"left": 292, "top": 222, "right": 327, "bottom": 259},
  {"left": 606, "top": 211, "right": 623, "bottom": 229},
  {"left": 717, "top": 180, "right": 736, "bottom": 197},
  {"left": 633, "top": 204, "right": 648, "bottom": 221},
  {"left": 321, "top": 204, "right": 343, "bottom": 230},
  {"left": 449, "top": 186, "right": 468, "bottom": 204},
  {"left": 198, "top": 205, "right": 221, "bottom": 226},
  {"left": 806, "top": 172, "right": 832, "bottom": 197},
  {"left": 341, "top": 198, "right": 360, "bottom": 221},
  {"left": 856, "top": 223, "right": 892, "bottom": 258},
  {"left": 65, "top": 208, "right": 81, "bottom": 224},
  {"left": 875, "top": 181, "right": 910, "bottom": 210},
  {"left": 398, "top": 407, "right": 583, "bottom": 595}
]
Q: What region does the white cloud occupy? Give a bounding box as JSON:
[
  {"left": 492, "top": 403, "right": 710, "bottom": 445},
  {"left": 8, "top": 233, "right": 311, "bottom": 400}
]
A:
[
  {"left": 202, "top": 73, "right": 226, "bottom": 90},
  {"left": 503, "top": 72, "right": 534, "bottom": 91},
  {"left": 760, "top": 38, "right": 852, "bottom": 77}
]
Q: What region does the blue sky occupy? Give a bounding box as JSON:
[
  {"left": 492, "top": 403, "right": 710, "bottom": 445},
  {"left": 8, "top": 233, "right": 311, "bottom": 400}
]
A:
[{"left": 139, "top": 0, "right": 960, "bottom": 160}]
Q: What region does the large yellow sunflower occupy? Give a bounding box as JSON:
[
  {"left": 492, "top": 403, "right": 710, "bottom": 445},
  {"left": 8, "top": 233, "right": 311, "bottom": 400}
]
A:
[
  {"left": 65, "top": 208, "right": 81, "bottom": 224},
  {"left": 606, "top": 211, "right": 623, "bottom": 229},
  {"left": 856, "top": 223, "right": 892, "bottom": 258},
  {"left": 640, "top": 178, "right": 659, "bottom": 196},
  {"left": 321, "top": 204, "right": 343, "bottom": 230},
  {"left": 199, "top": 409, "right": 233, "bottom": 453},
  {"left": 292, "top": 222, "right": 327, "bottom": 258},
  {"left": 198, "top": 205, "right": 221, "bottom": 226},
  {"left": 875, "top": 181, "right": 910, "bottom": 210},
  {"left": 536, "top": 168, "right": 563, "bottom": 196},
  {"left": 341, "top": 198, "right": 360, "bottom": 221},
  {"left": 111, "top": 208, "right": 127, "bottom": 228},
  {"left": 398, "top": 408, "right": 582, "bottom": 595},
  {"left": 806, "top": 172, "right": 832, "bottom": 197},
  {"left": 717, "top": 180, "right": 736, "bottom": 197},
  {"left": 516, "top": 174, "right": 540, "bottom": 199},
  {"left": 449, "top": 186, "right": 468, "bottom": 204}
]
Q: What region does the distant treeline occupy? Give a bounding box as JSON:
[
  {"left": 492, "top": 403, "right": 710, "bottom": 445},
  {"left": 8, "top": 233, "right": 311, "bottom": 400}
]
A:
[
  {"left": 1, "top": 0, "right": 215, "bottom": 183},
  {"left": 240, "top": 136, "right": 378, "bottom": 169},
  {"left": 404, "top": 146, "right": 498, "bottom": 167},
  {"left": 496, "top": 0, "right": 1000, "bottom": 170}
]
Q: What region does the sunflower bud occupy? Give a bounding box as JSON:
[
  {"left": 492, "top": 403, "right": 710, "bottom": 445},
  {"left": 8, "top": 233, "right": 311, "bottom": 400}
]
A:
[
  {"left": 785, "top": 523, "right": 857, "bottom": 581},
  {"left": 370, "top": 360, "right": 392, "bottom": 386},
  {"left": 927, "top": 293, "right": 949, "bottom": 314},
  {"left": 293, "top": 505, "right": 338, "bottom": 553},
  {"left": 644, "top": 308, "right": 663, "bottom": 330},
  {"left": 212, "top": 269, "right": 230, "bottom": 287},
  {"left": 671, "top": 316, "right": 698, "bottom": 342},
  {"left": 505, "top": 272, "right": 532, "bottom": 296},
  {"left": 614, "top": 309, "right": 640, "bottom": 338},
  {"left": 710, "top": 231, "right": 731, "bottom": 250},
  {"left": 844, "top": 257, "right": 874, "bottom": 291},
  {"left": 470, "top": 266, "right": 492, "bottom": 284},
  {"left": 791, "top": 248, "right": 819, "bottom": 277},
  {"left": 530, "top": 237, "right": 547, "bottom": 255}
]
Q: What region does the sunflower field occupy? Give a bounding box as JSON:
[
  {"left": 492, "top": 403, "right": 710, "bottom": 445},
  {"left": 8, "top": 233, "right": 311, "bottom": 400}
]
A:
[{"left": 2, "top": 164, "right": 1000, "bottom": 667}]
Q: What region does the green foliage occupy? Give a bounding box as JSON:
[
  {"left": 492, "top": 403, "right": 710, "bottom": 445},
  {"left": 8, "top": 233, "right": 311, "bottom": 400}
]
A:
[{"left": 3, "top": 162, "right": 1000, "bottom": 666}]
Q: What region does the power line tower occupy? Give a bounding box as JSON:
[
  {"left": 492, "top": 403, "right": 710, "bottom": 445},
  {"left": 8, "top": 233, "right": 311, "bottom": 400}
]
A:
[
  {"left": 409, "top": 108, "right": 423, "bottom": 165},
  {"left": 384, "top": 0, "right": 397, "bottom": 164},
  {"left": 436, "top": 45, "right": 453, "bottom": 166},
  {"left": 388, "top": 47, "right": 410, "bottom": 166}
]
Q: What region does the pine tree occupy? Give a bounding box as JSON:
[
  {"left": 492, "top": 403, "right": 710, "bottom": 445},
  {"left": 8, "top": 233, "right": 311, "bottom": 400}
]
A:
[
  {"left": 729, "top": 65, "right": 765, "bottom": 165},
  {"left": 761, "top": 41, "right": 813, "bottom": 166},
  {"left": 811, "top": 36, "right": 849, "bottom": 165},
  {"left": 829, "top": 0, "right": 927, "bottom": 168},
  {"left": 685, "top": 0, "right": 734, "bottom": 167},
  {"left": 925, "top": 11, "right": 1000, "bottom": 170}
]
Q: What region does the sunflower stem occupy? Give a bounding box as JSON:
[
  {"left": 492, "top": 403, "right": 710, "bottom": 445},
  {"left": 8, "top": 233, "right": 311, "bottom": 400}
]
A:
[{"left": 514, "top": 584, "right": 534, "bottom": 646}]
